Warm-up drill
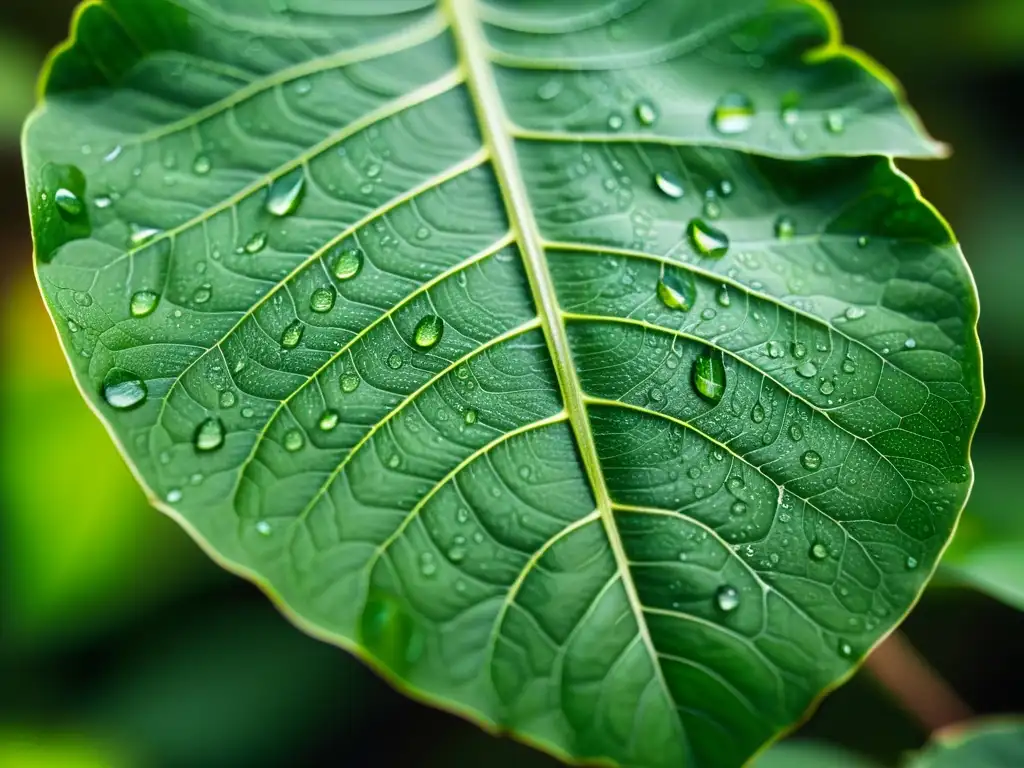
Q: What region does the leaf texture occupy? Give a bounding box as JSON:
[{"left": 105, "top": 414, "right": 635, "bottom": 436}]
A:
[{"left": 24, "top": 1, "right": 982, "bottom": 766}]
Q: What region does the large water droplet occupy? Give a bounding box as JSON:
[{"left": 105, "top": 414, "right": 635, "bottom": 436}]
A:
[
  {"left": 266, "top": 169, "right": 306, "bottom": 217},
  {"left": 54, "top": 188, "right": 84, "bottom": 220},
  {"left": 310, "top": 286, "right": 336, "bottom": 313},
  {"left": 319, "top": 410, "right": 340, "bottom": 431},
  {"left": 654, "top": 171, "right": 684, "bottom": 199},
  {"left": 635, "top": 99, "right": 658, "bottom": 126},
  {"left": 193, "top": 155, "right": 212, "bottom": 175},
  {"left": 387, "top": 350, "right": 404, "bottom": 369},
  {"left": 102, "top": 369, "right": 147, "bottom": 410},
  {"left": 801, "top": 450, "right": 822, "bottom": 471},
  {"left": 692, "top": 352, "right": 726, "bottom": 403},
  {"left": 413, "top": 315, "right": 444, "bottom": 350},
  {"left": 130, "top": 290, "right": 159, "bottom": 318},
  {"left": 280, "top": 320, "right": 304, "bottom": 349},
  {"left": 712, "top": 92, "right": 755, "bottom": 134},
  {"left": 795, "top": 360, "right": 818, "bottom": 378},
  {"left": 340, "top": 373, "right": 361, "bottom": 393},
  {"left": 284, "top": 429, "right": 305, "bottom": 452},
  {"left": 687, "top": 219, "right": 729, "bottom": 258},
  {"left": 332, "top": 247, "right": 363, "bottom": 281},
  {"left": 715, "top": 585, "right": 740, "bottom": 612},
  {"left": 244, "top": 231, "right": 268, "bottom": 254},
  {"left": 810, "top": 542, "right": 828, "bottom": 561},
  {"left": 791, "top": 341, "right": 807, "bottom": 360},
  {"left": 657, "top": 266, "right": 696, "bottom": 311},
  {"left": 194, "top": 417, "right": 225, "bottom": 452}
]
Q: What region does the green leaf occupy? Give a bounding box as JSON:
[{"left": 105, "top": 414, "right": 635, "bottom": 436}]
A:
[
  {"left": 753, "top": 739, "right": 880, "bottom": 768},
  {"left": 23, "top": 2, "right": 982, "bottom": 767},
  {"left": 0, "top": 729, "right": 130, "bottom": 768},
  {"left": 941, "top": 445, "right": 1024, "bottom": 611},
  {"left": 907, "top": 719, "right": 1024, "bottom": 768}
]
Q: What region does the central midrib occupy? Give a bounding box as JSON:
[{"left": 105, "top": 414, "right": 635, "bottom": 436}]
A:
[{"left": 441, "top": 0, "right": 682, "bottom": 735}]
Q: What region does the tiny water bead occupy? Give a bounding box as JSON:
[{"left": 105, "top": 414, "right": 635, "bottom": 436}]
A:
[
  {"left": 192, "top": 155, "right": 212, "bottom": 175},
  {"left": 810, "top": 542, "right": 829, "bottom": 561},
  {"left": 838, "top": 639, "right": 854, "bottom": 658},
  {"left": 692, "top": 353, "right": 726, "bottom": 404},
  {"left": 801, "top": 450, "right": 822, "bottom": 471},
  {"left": 789, "top": 423, "right": 804, "bottom": 441},
  {"left": 819, "top": 379, "right": 835, "bottom": 396},
  {"left": 635, "top": 99, "right": 658, "bottom": 126},
  {"left": 130, "top": 224, "right": 162, "bottom": 246},
  {"left": 256, "top": 520, "right": 272, "bottom": 536},
  {"left": 766, "top": 340, "right": 785, "bottom": 359},
  {"left": 711, "top": 92, "right": 755, "bottom": 135},
  {"left": 310, "top": 286, "right": 336, "bottom": 313},
  {"left": 54, "top": 187, "right": 84, "bottom": 220},
  {"left": 130, "top": 290, "right": 159, "bottom": 318},
  {"left": 791, "top": 341, "right": 808, "bottom": 360},
  {"left": 774, "top": 215, "right": 796, "bottom": 240},
  {"left": 905, "top": 555, "right": 919, "bottom": 571},
  {"left": 715, "top": 284, "right": 731, "bottom": 307},
  {"left": 657, "top": 266, "right": 697, "bottom": 311},
  {"left": 319, "top": 410, "right": 340, "bottom": 431},
  {"left": 266, "top": 169, "right": 306, "bottom": 217},
  {"left": 283, "top": 429, "right": 305, "bottom": 452},
  {"left": 654, "top": 171, "right": 684, "bottom": 199},
  {"left": 825, "top": 111, "right": 846, "bottom": 134},
  {"left": 715, "top": 585, "right": 740, "bottom": 612},
  {"left": 193, "top": 284, "right": 212, "bottom": 305},
  {"left": 219, "top": 390, "right": 236, "bottom": 408},
  {"left": 280, "top": 320, "right": 304, "bottom": 349},
  {"left": 413, "top": 315, "right": 444, "bottom": 350},
  {"left": 340, "top": 373, "right": 361, "bottom": 393},
  {"left": 387, "top": 350, "right": 404, "bottom": 369},
  {"left": 166, "top": 488, "right": 183, "bottom": 504},
  {"left": 464, "top": 409, "right": 478, "bottom": 425},
  {"left": 687, "top": 218, "right": 729, "bottom": 258},
  {"left": 102, "top": 369, "right": 147, "bottom": 410},
  {"left": 194, "top": 417, "right": 225, "bottom": 452},
  {"left": 333, "top": 247, "right": 364, "bottom": 280}
]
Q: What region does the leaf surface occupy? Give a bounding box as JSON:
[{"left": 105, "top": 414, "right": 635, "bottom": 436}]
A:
[
  {"left": 907, "top": 719, "right": 1024, "bottom": 768},
  {"left": 24, "top": 1, "right": 982, "bottom": 766}
]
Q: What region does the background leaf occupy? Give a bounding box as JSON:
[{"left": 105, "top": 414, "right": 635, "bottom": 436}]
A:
[
  {"left": 906, "top": 719, "right": 1024, "bottom": 768},
  {"left": 23, "top": 2, "right": 982, "bottom": 767}
]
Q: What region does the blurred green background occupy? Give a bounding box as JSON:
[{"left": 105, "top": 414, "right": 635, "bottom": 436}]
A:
[{"left": 1, "top": 1, "right": 1022, "bottom": 766}]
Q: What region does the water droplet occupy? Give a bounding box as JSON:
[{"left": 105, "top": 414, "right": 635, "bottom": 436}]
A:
[
  {"left": 166, "top": 488, "right": 183, "bottom": 504},
  {"left": 780, "top": 106, "right": 799, "bottom": 127},
  {"left": 193, "top": 155, "right": 212, "bottom": 175},
  {"left": 844, "top": 306, "right": 866, "bottom": 321},
  {"left": 94, "top": 195, "right": 113, "bottom": 210},
  {"left": 266, "top": 169, "right": 306, "bottom": 217},
  {"left": 838, "top": 639, "right": 854, "bottom": 658},
  {"left": 280, "top": 320, "right": 304, "bottom": 349},
  {"left": 607, "top": 113, "right": 624, "bottom": 131},
  {"left": 332, "top": 247, "right": 363, "bottom": 281},
  {"left": 791, "top": 341, "right": 807, "bottom": 360},
  {"left": 319, "top": 410, "right": 340, "bottom": 431},
  {"left": 654, "top": 171, "right": 684, "bottom": 199},
  {"left": 635, "top": 99, "right": 658, "bottom": 126},
  {"left": 904, "top": 338, "right": 917, "bottom": 350},
  {"left": 244, "top": 231, "right": 268, "bottom": 254},
  {"left": 130, "top": 290, "right": 159, "bottom": 318},
  {"left": 464, "top": 409, "right": 478, "bottom": 425},
  {"left": 793, "top": 360, "right": 818, "bottom": 380},
  {"left": 716, "top": 284, "right": 731, "bottom": 307},
  {"left": 130, "top": 224, "right": 162, "bottom": 246},
  {"left": 413, "top": 315, "right": 444, "bottom": 350},
  {"left": 219, "top": 390, "right": 236, "bottom": 409},
  {"left": 718, "top": 179, "right": 734, "bottom": 197},
  {"left": 419, "top": 552, "right": 437, "bottom": 577},
  {"left": 256, "top": 520, "right": 272, "bottom": 536},
  {"left": 340, "top": 373, "right": 361, "bottom": 393},
  {"left": 193, "top": 284, "right": 212, "bottom": 305},
  {"left": 687, "top": 219, "right": 729, "bottom": 258},
  {"left": 657, "top": 266, "right": 696, "bottom": 311},
  {"left": 194, "top": 417, "right": 225, "bottom": 452},
  {"left": 310, "top": 286, "right": 336, "bottom": 313},
  {"left": 387, "top": 350, "right": 404, "bottom": 369},
  {"left": 283, "top": 429, "right": 305, "bottom": 452},
  {"left": 731, "top": 501, "right": 747, "bottom": 516},
  {"left": 801, "top": 450, "right": 822, "bottom": 471},
  {"left": 774, "top": 215, "right": 796, "bottom": 240},
  {"left": 751, "top": 403, "right": 765, "bottom": 423},
  {"left": 766, "top": 340, "right": 785, "bottom": 359},
  {"left": 905, "top": 555, "right": 919, "bottom": 571},
  {"left": 810, "top": 542, "right": 828, "bottom": 561},
  {"left": 715, "top": 585, "right": 740, "bottom": 612},
  {"left": 692, "top": 352, "right": 726, "bottom": 404},
  {"left": 819, "top": 379, "right": 835, "bottom": 396},
  {"left": 841, "top": 358, "right": 856, "bottom": 374},
  {"left": 789, "top": 424, "right": 804, "bottom": 441},
  {"left": 102, "top": 369, "right": 147, "bottom": 410},
  {"left": 825, "top": 111, "right": 846, "bottom": 134},
  {"left": 54, "top": 188, "right": 84, "bottom": 220},
  {"left": 857, "top": 235, "right": 869, "bottom": 248},
  {"left": 241, "top": 406, "right": 255, "bottom": 418},
  {"left": 712, "top": 92, "right": 755, "bottom": 134}
]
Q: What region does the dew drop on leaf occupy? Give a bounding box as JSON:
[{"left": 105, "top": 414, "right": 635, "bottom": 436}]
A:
[
  {"left": 266, "top": 169, "right": 306, "bottom": 217},
  {"left": 838, "top": 639, "right": 854, "bottom": 658},
  {"left": 54, "top": 187, "right": 84, "bottom": 220},
  {"left": 332, "top": 247, "right": 363, "bottom": 280},
  {"left": 810, "top": 542, "right": 828, "bottom": 561},
  {"left": 194, "top": 417, "right": 225, "bottom": 452},
  {"left": 766, "top": 340, "right": 785, "bottom": 359},
  {"left": 130, "top": 224, "right": 162, "bottom": 246},
  {"left": 310, "top": 286, "right": 336, "bottom": 313},
  {"left": 635, "top": 99, "right": 658, "bottom": 126},
  {"left": 283, "top": 429, "right": 305, "bottom": 452},
  {"left": 791, "top": 341, "right": 808, "bottom": 360},
  {"left": 464, "top": 409, "right": 478, "bottom": 425},
  {"left": 413, "top": 315, "right": 444, "bottom": 350},
  {"left": 905, "top": 555, "right": 919, "bottom": 571},
  {"left": 687, "top": 218, "right": 730, "bottom": 258},
  {"left": 256, "top": 520, "right": 272, "bottom": 536},
  {"left": 774, "top": 215, "right": 796, "bottom": 240},
  {"left": 825, "top": 111, "right": 846, "bottom": 134},
  {"left": 244, "top": 231, "right": 268, "bottom": 254},
  {"left": 319, "top": 410, "right": 340, "bottom": 431},
  {"left": 801, "top": 450, "right": 822, "bottom": 470},
  {"left": 193, "top": 155, "right": 212, "bottom": 175},
  {"left": 715, "top": 585, "right": 740, "bottom": 612},
  {"left": 657, "top": 266, "right": 696, "bottom": 311},
  {"left": 692, "top": 352, "right": 726, "bottom": 403},
  {"left": 102, "top": 369, "right": 147, "bottom": 410},
  {"left": 711, "top": 92, "right": 755, "bottom": 134},
  {"left": 795, "top": 360, "right": 818, "bottom": 378},
  {"left": 340, "top": 373, "right": 361, "bottom": 393},
  {"left": 653, "top": 171, "right": 684, "bottom": 199},
  {"left": 130, "top": 290, "right": 159, "bottom": 318},
  {"left": 387, "top": 350, "right": 404, "bottom": 369},
  {"left": 280, "top": 320, "right": 304, "bottom": 349}
]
